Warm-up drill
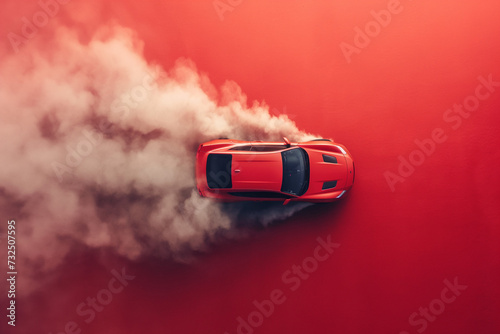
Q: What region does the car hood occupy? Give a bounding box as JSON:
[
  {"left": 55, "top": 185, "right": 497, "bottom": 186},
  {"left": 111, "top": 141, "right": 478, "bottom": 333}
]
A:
[{"left": 304, "top": 149, "right": 348, "bottom": 195}]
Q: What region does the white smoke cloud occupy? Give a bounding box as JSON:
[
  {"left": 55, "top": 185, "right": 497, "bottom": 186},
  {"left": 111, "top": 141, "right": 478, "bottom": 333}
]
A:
[{"left": 0, "top": 25, "right": 316, "bottom": 290}]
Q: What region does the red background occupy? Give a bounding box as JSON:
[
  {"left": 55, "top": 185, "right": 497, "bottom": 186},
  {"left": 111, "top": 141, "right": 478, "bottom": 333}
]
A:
[{"left": 1, "top": 0, "right": 500, "bottom": 333}]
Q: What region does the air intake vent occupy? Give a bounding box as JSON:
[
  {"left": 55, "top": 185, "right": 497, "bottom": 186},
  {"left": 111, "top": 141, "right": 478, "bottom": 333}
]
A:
[
  {"left": 322, "top": 180, "right": 337, "bottom": 190},
  {"left": 322, "top": 155, "right": 337, "bottom": 163}
]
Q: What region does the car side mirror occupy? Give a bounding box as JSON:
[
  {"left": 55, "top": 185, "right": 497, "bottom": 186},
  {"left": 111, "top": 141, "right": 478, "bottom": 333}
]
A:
[
  {"left": 283, "top": 137, "right": 291, "bottom": 147},
  {"left": 283, "top": 198, "right": 291, "bottom": 205}
]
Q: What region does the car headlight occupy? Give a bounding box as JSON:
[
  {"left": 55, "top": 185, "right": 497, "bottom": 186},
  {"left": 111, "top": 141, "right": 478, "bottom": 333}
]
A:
[
  {"left": 336, "top": 146, "right": 347, "bottom": 155},
  {"left": 336, "top": 190, "right": 346, "bottom": 199}
]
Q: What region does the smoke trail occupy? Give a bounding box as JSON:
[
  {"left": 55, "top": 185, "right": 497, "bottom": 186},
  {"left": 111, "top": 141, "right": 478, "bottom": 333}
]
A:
[{"left": 0, "top": 25, "right": 315, "bottom": 289}]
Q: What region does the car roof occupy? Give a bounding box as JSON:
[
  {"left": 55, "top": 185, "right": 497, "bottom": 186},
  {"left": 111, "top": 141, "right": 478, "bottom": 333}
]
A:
[{"left": 229, "top": 151, "right": 283, "bottom": 191}]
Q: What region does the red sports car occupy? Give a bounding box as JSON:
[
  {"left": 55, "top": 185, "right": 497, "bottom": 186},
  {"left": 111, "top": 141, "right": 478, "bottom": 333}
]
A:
[{"left": 195, "top": 137, "right": 354, "bottom": 204}]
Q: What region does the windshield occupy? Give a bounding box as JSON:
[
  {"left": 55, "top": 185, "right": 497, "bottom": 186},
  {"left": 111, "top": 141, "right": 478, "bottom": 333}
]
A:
[{"left": 281, "top": 148, "right": 309, "bottom": 196}]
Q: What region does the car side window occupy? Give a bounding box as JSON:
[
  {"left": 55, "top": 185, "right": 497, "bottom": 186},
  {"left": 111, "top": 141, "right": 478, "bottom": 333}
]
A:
[
  {"left": 228, "top": 145, "right": 287, "bottom": 152},
  {"left": 228, "top": 191, "right": 293, "bottom": 199},
  {"left": 250, "top": 145, "right": 288, "bottom": 152},
  {"left": 229, "top": 145, "right": 252, "bottom": 151}
]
